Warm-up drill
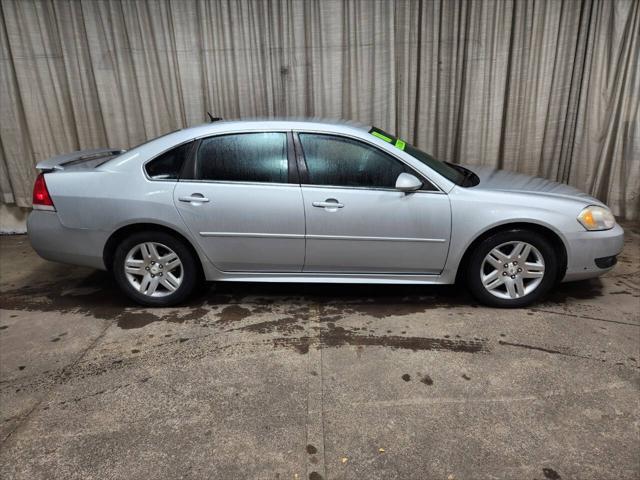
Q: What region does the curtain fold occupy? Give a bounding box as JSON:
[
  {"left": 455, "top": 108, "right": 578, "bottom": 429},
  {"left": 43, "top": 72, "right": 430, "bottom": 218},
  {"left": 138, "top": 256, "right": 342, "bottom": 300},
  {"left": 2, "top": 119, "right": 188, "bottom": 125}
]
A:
[{"left": 1, "top": 0, "right": 638, "bottom": 219}]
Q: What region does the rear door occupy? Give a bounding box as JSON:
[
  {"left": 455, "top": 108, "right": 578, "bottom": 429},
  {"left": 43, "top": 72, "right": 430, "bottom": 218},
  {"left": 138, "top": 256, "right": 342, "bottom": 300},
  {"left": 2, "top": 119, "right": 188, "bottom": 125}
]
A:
[
  {"left": 174, "top": 131, "right": 305, "bottom": 272},
  {"left": 296, "top": 132, "right": 451, "bottom": 273}
]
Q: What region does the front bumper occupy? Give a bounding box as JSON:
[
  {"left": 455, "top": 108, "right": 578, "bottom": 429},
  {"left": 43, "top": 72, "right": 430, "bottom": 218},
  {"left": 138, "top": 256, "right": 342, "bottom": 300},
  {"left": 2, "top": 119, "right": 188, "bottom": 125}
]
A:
[
  {"left": 562, "top": 223, "right": 624, "bottom": 282},
  {"left": 27, "top": 210, "right": 108, "bottom": 270}
]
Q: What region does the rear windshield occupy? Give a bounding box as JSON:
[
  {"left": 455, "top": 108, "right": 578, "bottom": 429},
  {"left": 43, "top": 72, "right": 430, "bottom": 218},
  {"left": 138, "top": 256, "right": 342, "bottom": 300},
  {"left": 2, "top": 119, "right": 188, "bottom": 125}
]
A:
[{"left": 369, "top": 127, "right": 467, "bottom": 186}]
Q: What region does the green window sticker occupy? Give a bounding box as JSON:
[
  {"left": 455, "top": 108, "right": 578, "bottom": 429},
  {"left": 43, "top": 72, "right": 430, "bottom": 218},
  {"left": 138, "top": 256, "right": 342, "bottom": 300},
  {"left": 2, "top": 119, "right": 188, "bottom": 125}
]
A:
[
  {"left": 369, "top": 127, "right": 406, "bottom": 151},
  {"left": 371, "top": 131, "right": 392, "bottom": 143}
]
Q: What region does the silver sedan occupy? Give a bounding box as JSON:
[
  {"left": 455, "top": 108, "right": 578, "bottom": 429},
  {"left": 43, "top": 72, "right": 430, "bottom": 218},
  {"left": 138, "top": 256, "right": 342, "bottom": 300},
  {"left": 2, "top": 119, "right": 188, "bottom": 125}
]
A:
[{"left": 27, "top": 119, "right": 624, "bottom": 307}]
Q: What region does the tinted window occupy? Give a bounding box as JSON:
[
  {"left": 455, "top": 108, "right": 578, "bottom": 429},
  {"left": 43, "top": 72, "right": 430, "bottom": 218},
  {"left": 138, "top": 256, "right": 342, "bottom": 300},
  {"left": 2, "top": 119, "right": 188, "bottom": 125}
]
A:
[
  {"left": 145, "top": 142, "right": 191, "bottom": 179},
  {"left": 196, "top": 133, "right": 288, "bottom": 183},
  {"left": 404, "top": 144, "right": 468, "bottom": 186},
  {"left": 299, "top": 134, "right": 412, "bottom": 189},
  {"left": 369, "top": 126, "right": 465, "bottom": 186}
]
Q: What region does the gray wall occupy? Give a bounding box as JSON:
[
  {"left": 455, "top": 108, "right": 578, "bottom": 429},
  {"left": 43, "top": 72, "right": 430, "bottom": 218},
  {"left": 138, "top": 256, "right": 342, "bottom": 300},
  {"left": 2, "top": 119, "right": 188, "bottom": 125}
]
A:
[{"left": 1, "top": 0, "right": 638, "bottom": 220}]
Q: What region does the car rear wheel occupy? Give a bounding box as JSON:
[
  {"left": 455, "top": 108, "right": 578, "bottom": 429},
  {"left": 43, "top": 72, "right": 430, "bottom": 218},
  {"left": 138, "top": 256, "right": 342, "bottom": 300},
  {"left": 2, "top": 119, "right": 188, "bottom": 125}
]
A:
[
  {"left": 466, "top": 229, "right": 557, "bottom": 308},
  {"left": 113, "top": 231, "right": 198, "bottom": 306}
]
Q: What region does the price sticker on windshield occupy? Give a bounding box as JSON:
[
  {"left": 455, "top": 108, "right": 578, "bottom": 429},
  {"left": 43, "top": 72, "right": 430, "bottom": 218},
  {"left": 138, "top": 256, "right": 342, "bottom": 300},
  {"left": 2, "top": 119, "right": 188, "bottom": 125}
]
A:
[{"left": 370, "top": 128, "right": 406, "bottom": 151}]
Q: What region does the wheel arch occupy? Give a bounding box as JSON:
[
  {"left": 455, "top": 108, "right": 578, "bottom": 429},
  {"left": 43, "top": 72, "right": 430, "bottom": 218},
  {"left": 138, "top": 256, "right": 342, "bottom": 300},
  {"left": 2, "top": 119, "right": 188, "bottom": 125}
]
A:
[
  {"left": 454, "top": 222, "right": 568, "bottom": 284},
  {"left": 103, "top": 222, "right": 205, "bottom": 279}
]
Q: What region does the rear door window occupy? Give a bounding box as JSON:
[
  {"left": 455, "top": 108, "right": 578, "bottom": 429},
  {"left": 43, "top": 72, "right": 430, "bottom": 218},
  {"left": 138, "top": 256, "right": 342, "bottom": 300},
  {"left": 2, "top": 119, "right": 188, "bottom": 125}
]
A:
[
  {"left": 145, "top": 142, "right": 192, "bottom": 180},
  {"left": 195, "top": 132, "right": 288, "bottom": 183}
]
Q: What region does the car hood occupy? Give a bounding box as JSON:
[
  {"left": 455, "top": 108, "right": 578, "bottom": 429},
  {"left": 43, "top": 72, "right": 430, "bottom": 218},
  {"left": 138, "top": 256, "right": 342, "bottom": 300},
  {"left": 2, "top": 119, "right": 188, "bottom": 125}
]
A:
[{"left": 462, "top": 164, "right": 603, "bottom": 205}]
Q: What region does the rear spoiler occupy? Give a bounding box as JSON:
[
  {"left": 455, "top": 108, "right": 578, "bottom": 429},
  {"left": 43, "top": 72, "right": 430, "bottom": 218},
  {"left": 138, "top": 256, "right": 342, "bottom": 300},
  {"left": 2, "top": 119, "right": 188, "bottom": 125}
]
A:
[{"left": 36, "top": 148, "right": 125, "bottom": 172}]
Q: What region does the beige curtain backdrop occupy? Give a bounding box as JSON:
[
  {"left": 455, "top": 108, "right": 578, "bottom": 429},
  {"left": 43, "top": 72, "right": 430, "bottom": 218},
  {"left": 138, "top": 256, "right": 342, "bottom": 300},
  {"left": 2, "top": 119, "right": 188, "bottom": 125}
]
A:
[{"left": 1, "top": 0, "right": 638, "bottom": 218}]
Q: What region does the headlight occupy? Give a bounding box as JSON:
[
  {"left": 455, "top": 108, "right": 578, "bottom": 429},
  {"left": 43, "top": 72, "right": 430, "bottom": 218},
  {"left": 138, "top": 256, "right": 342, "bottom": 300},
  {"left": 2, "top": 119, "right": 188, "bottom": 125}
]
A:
[{"left": 577, "top": 206, "right": 616, "bottom": 231}]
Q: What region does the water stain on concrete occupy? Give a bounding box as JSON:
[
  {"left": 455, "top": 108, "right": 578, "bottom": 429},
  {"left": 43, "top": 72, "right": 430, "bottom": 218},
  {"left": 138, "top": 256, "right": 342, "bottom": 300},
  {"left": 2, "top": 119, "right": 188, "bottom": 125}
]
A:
[
  {"left": 544, "top": 279, "right": 603, "bottom": 302},
  {"left": 268, "top": 325, "right": 488, "bottom": 355},
  {"left": 420, "top": 374, "right": 433, "bottom": 385},
  {"left": 115, "top": 306, "right": 210, "bottom": 329},
  {"left": 0, "top": 262, "right": 609, "bottom": 338},
  {"left": 0, "top": 272, "right": 213, "bottom": 330},
  {"left": 542, "top": 467, "right": 561, "bottom": 479},
  {"left": 217, "top": 305, "right": 252, "bottom": 325},
  {"left": 233, "top": 317, "right": 304, "bottom": 335},
  {"left": 340, "top": 302, "right": 426, "bottom": 319},
  {"left": 319, "top": 295, "right": 466, "bottom": 319},
  {"left": 272, "top": 337, "right": 311, "bottom": 355},
  {"left": 2, "top": 264, "right": 607, "bottom": 368},
  {"left": 116, "top": 312, "right": 163, "bottom": 330},
  {"left": 322, "top": 325, "right": 488, "bottom": 353},
  {"left": 1, "top": 272, "right": 130, "bottom": 316}
]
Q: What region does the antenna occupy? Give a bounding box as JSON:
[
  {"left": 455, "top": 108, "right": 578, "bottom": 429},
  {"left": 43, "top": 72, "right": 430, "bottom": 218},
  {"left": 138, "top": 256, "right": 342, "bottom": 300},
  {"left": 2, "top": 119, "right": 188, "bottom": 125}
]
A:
[{"left": 207, "top": 112, "right": 222, "bottom": 123}]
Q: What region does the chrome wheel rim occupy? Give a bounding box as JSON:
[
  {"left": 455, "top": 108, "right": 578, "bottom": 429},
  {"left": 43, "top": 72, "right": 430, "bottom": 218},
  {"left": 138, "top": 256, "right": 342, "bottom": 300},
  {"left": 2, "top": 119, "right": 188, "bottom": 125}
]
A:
[
  {"left": 481, "top": 241, "right": 545, "bottom": 300},
  {"left": 124, "top": 242, "right": 183, "bottom": 297}
]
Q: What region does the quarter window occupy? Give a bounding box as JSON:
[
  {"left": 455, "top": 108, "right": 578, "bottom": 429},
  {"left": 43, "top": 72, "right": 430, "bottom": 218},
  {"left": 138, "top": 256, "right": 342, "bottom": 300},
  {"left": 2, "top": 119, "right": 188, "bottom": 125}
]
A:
[
  {"left": 196, "top": 132, "right": 288, "bottom": 183},
  {"left": 298, "top": 133, "right": 414, "bottom": 189},
  {"left": 145, "top": 142, "right": 192, "bottom": 180}
]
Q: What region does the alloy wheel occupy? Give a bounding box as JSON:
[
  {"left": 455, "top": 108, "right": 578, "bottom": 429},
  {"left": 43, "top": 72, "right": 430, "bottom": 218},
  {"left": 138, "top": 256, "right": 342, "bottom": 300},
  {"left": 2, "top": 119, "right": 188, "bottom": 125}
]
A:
[
  {"left": 480, "top": 241, "right": 545, "bottom": 300},
  {"left": 124, "top": 242, "right": 183, "bottom": 297}
]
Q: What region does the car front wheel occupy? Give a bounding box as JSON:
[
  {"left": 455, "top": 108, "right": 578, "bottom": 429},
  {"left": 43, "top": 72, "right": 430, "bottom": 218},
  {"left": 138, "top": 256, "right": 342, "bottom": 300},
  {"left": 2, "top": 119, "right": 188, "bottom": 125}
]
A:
[
  {"left": 466, "top": 229, "right": 557, "bottom": 308},
  {"left": 113, "top": 231, "right": 199, "bottom": 307}
]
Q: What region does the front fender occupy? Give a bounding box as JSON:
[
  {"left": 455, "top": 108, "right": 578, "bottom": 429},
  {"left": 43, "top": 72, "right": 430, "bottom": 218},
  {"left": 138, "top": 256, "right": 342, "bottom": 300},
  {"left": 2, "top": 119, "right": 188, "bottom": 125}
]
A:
[{"left": 441, "top": 188, "right": 584, "bottom": 282}]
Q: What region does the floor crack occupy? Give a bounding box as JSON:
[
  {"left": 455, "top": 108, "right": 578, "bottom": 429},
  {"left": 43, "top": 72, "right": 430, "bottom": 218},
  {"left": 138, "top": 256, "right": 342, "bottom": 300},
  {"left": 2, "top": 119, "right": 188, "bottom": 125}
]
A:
[
  {"left": 0, "top": 319, "right": 114, "bottom": 446},
  {"left": 305, "top": 304, "right": 327, "bottom": 480}
]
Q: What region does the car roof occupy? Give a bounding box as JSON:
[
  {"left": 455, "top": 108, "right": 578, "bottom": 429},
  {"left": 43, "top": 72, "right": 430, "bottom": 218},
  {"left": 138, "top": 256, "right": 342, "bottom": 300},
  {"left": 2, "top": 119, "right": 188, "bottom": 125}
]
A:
[
  {"left": 121, "top": 117, "right": 373, "bottom": 156},
  {"left": 106, "top": 117, "right": 373, "bottom": 170},
  {"left": 174, "top": 117, "right": 371, "bottom": 137}
]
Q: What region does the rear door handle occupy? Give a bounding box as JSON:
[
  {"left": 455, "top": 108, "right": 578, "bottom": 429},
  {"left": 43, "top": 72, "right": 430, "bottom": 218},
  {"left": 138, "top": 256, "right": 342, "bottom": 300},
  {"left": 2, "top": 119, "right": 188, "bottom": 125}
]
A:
[
  {"left": 179, "top": 194, "right": 210, "bottom": 203},
  {"left": 312, "top": 199, "right": 344, "bottom": 209}
]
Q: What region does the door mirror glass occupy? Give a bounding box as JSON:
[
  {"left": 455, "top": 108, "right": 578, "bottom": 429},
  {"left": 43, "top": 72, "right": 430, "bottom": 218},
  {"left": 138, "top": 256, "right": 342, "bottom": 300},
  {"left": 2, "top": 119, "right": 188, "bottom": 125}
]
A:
[{"left": 395, "top": 172, "right": 422, "bottom": 192}]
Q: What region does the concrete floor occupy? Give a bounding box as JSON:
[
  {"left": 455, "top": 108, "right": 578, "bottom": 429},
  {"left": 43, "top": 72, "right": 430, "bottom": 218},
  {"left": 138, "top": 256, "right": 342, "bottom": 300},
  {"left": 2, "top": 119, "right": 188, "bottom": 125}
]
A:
[{"left": 0, "top": 226, "right": 638, "bottom": 480}]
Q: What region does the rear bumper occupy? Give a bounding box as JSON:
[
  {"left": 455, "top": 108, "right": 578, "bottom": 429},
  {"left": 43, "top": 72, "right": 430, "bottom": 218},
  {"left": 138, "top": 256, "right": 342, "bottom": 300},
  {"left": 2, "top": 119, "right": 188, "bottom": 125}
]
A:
[
  {"left": 562, "top": 223, "right": 624, "bottom": 282},
  {"left": 27, "top": 210, "right": 107, "bottom": 270}
]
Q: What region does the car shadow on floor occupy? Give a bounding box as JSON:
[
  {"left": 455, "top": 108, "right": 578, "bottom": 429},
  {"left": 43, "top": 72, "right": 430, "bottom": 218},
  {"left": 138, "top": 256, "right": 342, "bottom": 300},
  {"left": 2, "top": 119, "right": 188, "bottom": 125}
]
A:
[
  {"left": 197, "top": 277, "right": 606, "bottom": 306},
  {"left": 0, "top": 261, "right": 606, "bottom": 316}
]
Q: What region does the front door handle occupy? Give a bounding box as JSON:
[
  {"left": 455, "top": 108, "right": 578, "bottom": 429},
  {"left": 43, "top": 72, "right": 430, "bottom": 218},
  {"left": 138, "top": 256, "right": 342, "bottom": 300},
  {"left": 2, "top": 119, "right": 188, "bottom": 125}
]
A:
[
  {"left": 179, "top": 194, "right": 210, "bottom": 203},
  {"left": 312, "top": 199, "right": 344, "bottom": 209}
]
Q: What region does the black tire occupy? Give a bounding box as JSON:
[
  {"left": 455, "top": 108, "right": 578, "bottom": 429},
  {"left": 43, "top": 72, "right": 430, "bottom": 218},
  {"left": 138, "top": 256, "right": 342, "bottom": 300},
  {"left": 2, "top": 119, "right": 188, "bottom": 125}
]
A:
[
  {"left": 466, "top": 229, "right": 557, "bottom": 308},
  {"left": 113, "top": 231, "right": 199, "bottom": 307}
]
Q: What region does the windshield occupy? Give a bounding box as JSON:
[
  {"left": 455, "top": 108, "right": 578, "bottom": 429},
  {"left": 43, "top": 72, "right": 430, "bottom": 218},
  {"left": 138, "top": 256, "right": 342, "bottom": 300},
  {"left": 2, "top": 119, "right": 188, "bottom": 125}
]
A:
[{"left": 369, "top": 127, "right": 470, "bottom": 186}]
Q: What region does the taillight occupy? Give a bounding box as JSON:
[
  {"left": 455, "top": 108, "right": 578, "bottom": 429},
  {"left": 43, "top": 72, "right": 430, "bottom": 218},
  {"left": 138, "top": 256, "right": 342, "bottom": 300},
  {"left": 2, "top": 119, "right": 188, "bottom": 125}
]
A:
[{"left": 32, "top": 173, "right": 55, "bottom": 210}]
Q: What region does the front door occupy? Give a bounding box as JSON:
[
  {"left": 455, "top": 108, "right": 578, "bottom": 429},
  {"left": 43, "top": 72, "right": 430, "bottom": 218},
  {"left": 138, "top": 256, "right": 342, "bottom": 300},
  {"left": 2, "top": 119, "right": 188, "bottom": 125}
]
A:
[
  {"left": 297, "top": 133, "right": 451, "bottom": 273},
  {"left": 174, "top": 131, "right": 305, "bottom": 272}
]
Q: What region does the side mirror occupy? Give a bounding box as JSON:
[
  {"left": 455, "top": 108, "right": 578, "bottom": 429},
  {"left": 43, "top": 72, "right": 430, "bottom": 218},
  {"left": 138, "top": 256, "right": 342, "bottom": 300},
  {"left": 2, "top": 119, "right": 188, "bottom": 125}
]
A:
[{"left": 395, "top": 172, "right": 422, "bottom": 192}]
